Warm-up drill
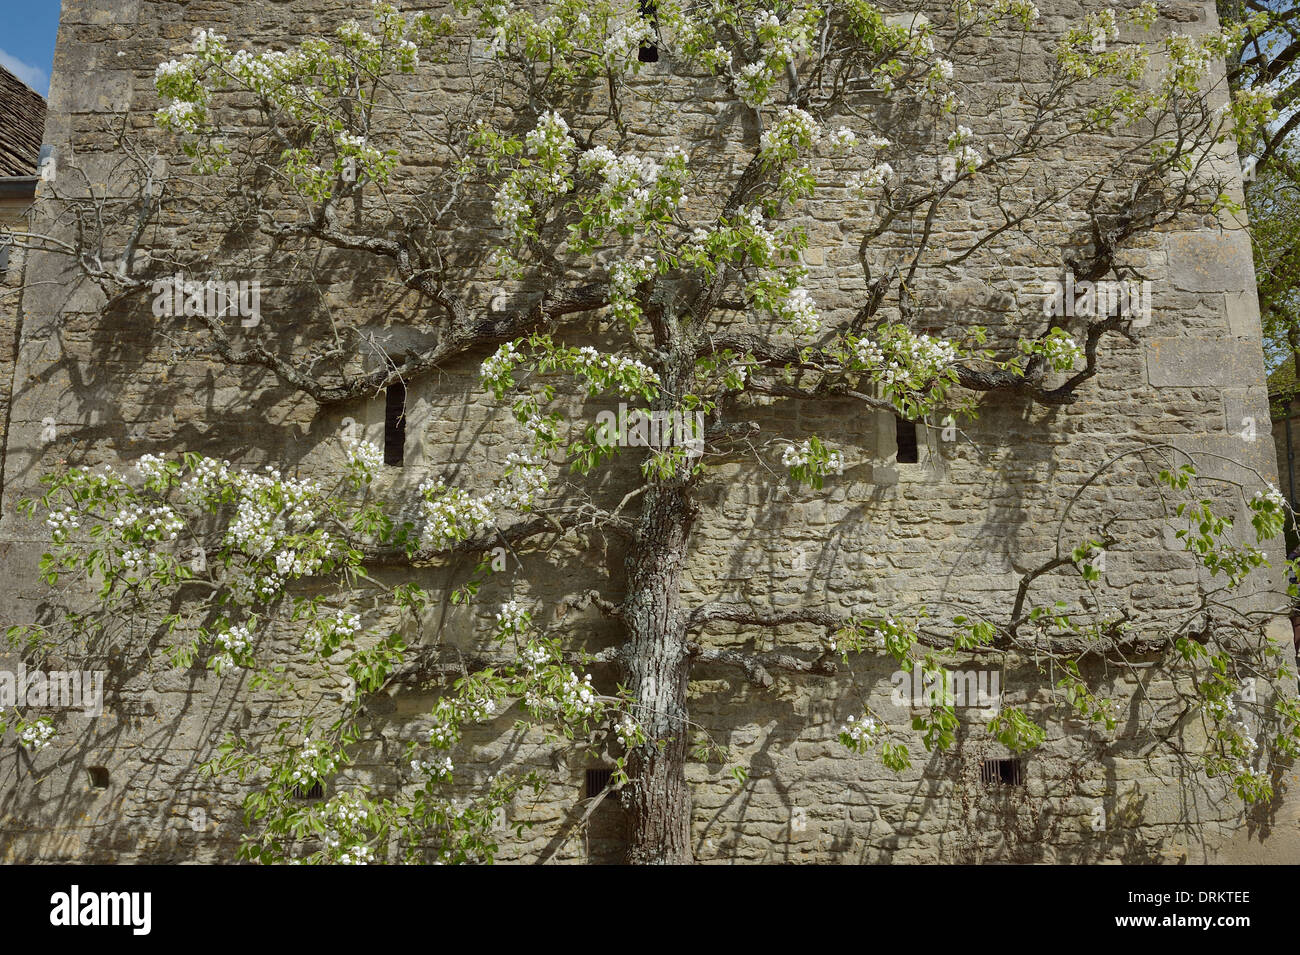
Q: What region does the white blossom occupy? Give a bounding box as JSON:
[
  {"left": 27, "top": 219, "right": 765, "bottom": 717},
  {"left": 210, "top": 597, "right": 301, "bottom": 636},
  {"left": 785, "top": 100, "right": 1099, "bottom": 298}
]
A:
[
  {"left": 18, "top": 720, "right": 56, "bottom": 753},
  {"left": 826, "top": 126, "right": 857, "bottom": 152},
  {"left": 847, "top": 163, "right": 894, "bottom": 195}
]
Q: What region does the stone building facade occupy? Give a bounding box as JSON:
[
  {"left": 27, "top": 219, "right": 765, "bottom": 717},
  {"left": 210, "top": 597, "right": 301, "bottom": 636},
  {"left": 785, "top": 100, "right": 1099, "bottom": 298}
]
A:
[
  {"left": 0, "top": 0, "right": 1297, "bottom": 863},
  {"left": 0, "top": 64, "right": 47, "bottom": 526}
]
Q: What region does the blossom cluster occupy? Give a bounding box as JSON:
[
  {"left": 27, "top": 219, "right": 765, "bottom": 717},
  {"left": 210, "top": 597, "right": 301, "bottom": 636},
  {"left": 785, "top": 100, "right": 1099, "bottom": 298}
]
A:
[
  {"left": 492, "top": 111, "right": 575, "bottom": 247},
  {"left": 775, "top": 286, "right": 820, "bottom": 337},
  {"left": 943, "top": 125, "right": 984, "bottom": 180},
  {"left": 1254, "top": 485, "right": 1286, "bottom": 511},
  {"left": 459, "top": 693, "right": 498, "bottom": 723},
  {"left": 467, "top": 1, "right": 655, "bottom": 78},
  {"left": 338, "top": 845, "right": 375, "bottom": 865},
  {"left": 1206, "top": 687, "right": 1264, "bottom": 783},
  {"left": 834, "top": 614, "right": 915, "bottom": 660},
  {"left": 782, "top": 438, "right": 844, "bottom": 472},
  {"left": 419, "top": 480, "right": 496, "bottom": 549},
  {"left": 334, "top": 130, "right": 390, "bottom": 183},
  {"left": 17, "top": 719, "right": 56, "bottom": 753},
  {"left": 609, "top": 255, "right": 658, "bottom": 325},
  {"left": 1018, "top": 328, "right": 1083, "bottom": 372},
  {"left": 826, "top": 126, "right": 857, "bottom": 151},
  {"left": 154, "top": 3, "right": 436, "bottom": 183},
  {"left": 494, "top": 453, "right": 549, "bottom": 510},
  {"left": 923, "top": 56, "right": 959, "bottom": 111},
  {"left": 218, "top": 466, "right": 334, "bottom": 602},
  {"left": 603, "top": 16, "right": 656, "bottom": 71},
  {"left": 577, "top": 147, "right": 685, "bottom": 229},
  {"left": 826, "top": 624, "right": 888, "bottom": 655},
  {"left": 427, "top": 717, "right": 459, "bottom": 749},
  {"left": 614, "top": 713, "right": 643, "bottom": 749},
  {"left": 135, "top": 453, "right": 171, "bottom": 487},
  {"left": 781, "top": 437, "right": 844, "bottom": 489},
  {"left": 289, "top": 736, "right": 339, "bottom": 790},
  {"left": 524, "top": 670, "right": 597, "bottom": 720},
  {"left": 317, "top": 791, "right": 376, "bottom": 863},
  {"left": 418, "top": 449, "right": 549, "bottom": 550},
  {"left": 178, "top": 455, "right": 232, "bottom": 507},
  {"left": 411, "top": 755, "right": 454, "bottom": 780},
  {"left": 209, "top": 624, "right": 253, "bottom": 673},
  {"left": 343, "top": 436, "right": 384, "bottom": 486},
  {"left": 494, "top": 600, "right": 531, "bottom": 638},
  {"left": 111, "top": 503, "right": 185, "bottom": 542},
  {"left": 700, "top": 206, "right": 788, "bottom": 269},
  {"left": 980, "top": 0, "right": 1042, "bottom": 26},
  {"left": 119, "top": 547, "right": 154, "bottom": 579},
  {"left": 838, "top": 714, "right": 881, "bottom": 754},
  {"left": 737, "top": 6, "right": 820, "bottom": 107},
  {"left": 226, "top": 467, "right": 322, "bottom": 552},
  {"left": 526, "top": 342, "right": 660, "bottom": 400},
  {"left": 480, "top": 340, "right": 527, "bottom": 397},
  {"left": 1249, "top": 483, "right": 1288, "bottom": 543},
  {"left": 847, "top": 163, "right": 895, "bottom": 195},
  {"left": 853, "top": 326, "right": 962, "bottom": 401},
  {"left": 518, "top": 642, "right": 552, "bottom": 671},
  {"left": 759, "top": 106, "right": 821, "bottom": 165},
  {"left": 46, "top": 508, "right": 80, "bottom": 544},
  {"left": 156, "top": 99, "right": 202, "bottom": 133},
  {"left": 224, "top": 467, "right": 335, "bottom": 600},
  {"left": 303, "top": 609, "right": 361, "bottom": 656}
]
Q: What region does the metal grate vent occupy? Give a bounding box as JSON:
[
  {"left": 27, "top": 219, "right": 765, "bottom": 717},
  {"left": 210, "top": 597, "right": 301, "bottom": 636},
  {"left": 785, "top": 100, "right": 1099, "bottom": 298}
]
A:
[
  {"left": 980, "top": 758, "right": 1024, "bottom": 787},
  {"left": 585, "top": 767, "right": 614, "bottom": 798},
  {"left": 293, "top": 781, "right": 325, "bottom": 800}
]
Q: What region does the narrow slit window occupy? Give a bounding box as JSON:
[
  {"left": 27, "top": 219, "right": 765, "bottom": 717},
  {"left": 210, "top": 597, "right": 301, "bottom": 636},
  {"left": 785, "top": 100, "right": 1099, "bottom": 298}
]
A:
[
  {"left": 585, "top": 767, "right": 614, "bottom": 798},
  {"left": 384, "top": 380, "right": 406, "bottom": 466},
  {"left": 895, "top": 416, "right": 919, "bottom": 464},
  {"left": 638, "top": 1, "right": 659, "bottom": 62},
  {"left": 980, "top": 758, "right": 1024, "bottom": 787}
]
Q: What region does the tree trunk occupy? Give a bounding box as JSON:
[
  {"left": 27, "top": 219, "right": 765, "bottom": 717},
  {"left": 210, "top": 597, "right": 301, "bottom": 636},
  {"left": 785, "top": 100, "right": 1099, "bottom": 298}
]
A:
[{"left": 620, "top": 482, "right": 697, "bottom": 864}]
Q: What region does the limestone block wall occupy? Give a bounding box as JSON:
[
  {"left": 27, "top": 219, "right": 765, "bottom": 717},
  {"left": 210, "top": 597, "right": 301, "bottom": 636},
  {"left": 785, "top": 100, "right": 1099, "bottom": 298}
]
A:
[
  {"left": 0, "top": 0, "right": 1296, "bottom": 863},
  {"left": 0, "top": 229, "right": 28, "bottom": 514}
]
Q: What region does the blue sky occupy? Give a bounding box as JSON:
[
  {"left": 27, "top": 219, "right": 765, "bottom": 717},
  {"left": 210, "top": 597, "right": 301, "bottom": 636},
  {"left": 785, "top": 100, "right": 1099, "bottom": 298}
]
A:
[{"left": 0, "top": 0, "right": 62, "bottom": 97}]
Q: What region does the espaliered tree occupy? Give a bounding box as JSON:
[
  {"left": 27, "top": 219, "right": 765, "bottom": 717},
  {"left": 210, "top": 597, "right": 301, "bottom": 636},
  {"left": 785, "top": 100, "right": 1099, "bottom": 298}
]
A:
[{"left": 8, "top": 0, "right": 1300, "bottom": 864}]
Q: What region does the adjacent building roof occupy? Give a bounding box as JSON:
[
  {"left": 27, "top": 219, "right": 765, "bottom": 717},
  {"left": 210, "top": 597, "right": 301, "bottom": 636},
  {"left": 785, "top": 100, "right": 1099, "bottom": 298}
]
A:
[{"left": 0, "top": 64, "right": 47, "bottom": 178}]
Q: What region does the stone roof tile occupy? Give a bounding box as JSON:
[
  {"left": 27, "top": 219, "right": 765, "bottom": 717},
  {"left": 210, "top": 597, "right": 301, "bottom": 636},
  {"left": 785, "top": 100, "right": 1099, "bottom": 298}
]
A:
[{"left": 0, "top": 63, "right": 47, "bottom": 178}]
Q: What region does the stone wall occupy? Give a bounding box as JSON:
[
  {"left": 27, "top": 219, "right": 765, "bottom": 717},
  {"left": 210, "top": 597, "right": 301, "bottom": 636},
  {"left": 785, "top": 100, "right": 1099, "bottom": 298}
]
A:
[
  {"left": 0, "top": 217, "right": 30, "bottom": 516},
  {"left": 0, "top": 0, "right": 1296, "bottom": 864}
]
